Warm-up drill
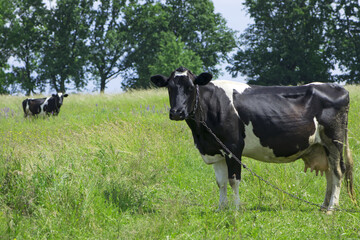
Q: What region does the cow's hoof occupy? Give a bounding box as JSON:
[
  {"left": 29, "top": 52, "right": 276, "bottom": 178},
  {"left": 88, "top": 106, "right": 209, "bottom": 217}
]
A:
[{"left": 326, "top": 210, "right": 334, "bottom": 215}]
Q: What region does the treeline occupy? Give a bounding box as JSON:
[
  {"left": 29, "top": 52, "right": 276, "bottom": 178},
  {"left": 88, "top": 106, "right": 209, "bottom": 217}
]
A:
[
  {"left": 229, "top": 0, "right": 360, "bottom": 86},
  {"left": 0, "top": 0, "right": 235, "bottom": 95},
  {"left": 0, "top": 0, "right": 359, "bottom": 95}
]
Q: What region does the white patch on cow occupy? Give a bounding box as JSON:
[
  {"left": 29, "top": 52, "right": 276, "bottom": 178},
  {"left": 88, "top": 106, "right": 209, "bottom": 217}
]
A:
[
  {"left": 242, "top": 121, "right": 276, "bottom": 161},
  {"left": 39, "top": 97, "right": 50, "bottom": 115},
  {"left": 229, "top": 178, "right": 240, "bottom": 209},
  {"left": 305, "top": 82, "right": 325, "bottom": 86},
  {"left": 308, "top": 117, "right": 322, "bottom": 144},
  {"left": 24, "top": 98, "right": 36, "bottom": 116},
  {"left": 201, "top": 154, "right": 224, "bottom": 165},
  {"left": 174, "top": 70, "right": 188, "bottom": 77},
  {"left": 25, "top": 101, "right": 31, "bottom": 115},
  {"left": 219, "top": 149, "right": 232, "bottom": 159},
  {"left": 242, "top": 121, "right": 304, "bottom": 163},
  {"left": 328, "top": 175, "right": 341, "bottom": 209},
  {"left": 212, "top": 159, "right": 228, "bottom": 209},
  {"left": 212, "top": 80, "right": 251, "bottom": 117}
]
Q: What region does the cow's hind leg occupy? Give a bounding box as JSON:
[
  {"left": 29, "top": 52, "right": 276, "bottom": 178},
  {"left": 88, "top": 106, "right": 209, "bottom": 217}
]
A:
[
  {"left": 323, "top": 169, "right": 342, "bottom": 211},
  {"left": 213, "top": 159, "right": 228, "bottom": 210},
  {"left": 322, "top": 170, "right": 332, "bottom": 209},
  {"left": 321, "top": 133, "right": 345, "bottom": 211},
  {"left": 327, "top": 170, "right": 342, "bottom": 211}
]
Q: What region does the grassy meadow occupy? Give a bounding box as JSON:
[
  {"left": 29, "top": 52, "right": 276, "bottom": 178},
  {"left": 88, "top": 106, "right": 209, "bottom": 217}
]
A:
[{"left": 1, "top": 87, "right": 360, "bottom": 239}]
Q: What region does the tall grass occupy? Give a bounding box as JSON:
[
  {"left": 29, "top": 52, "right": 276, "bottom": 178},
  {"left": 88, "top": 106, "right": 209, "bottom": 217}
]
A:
[{"left": 0, "top": 87, "right": 360, "bottom": 239}]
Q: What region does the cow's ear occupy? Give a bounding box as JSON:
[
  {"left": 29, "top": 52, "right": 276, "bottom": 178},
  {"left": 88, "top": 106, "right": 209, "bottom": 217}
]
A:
[
  {"left": 194, "top": 72, "right": 212, "bottom": 85},
  {"left": 64, "top": 94, "right": 68, "bottom": 97},
  {"left": 150, "top": 75, "right": 168, "bottom": 87},
  {"left": 52, "top": 94, "right": 57, "bottom": 97}
]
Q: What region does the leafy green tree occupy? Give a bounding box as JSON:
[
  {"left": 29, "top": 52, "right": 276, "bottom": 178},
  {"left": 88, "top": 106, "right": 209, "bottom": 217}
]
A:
[
  {"left": 40, "top": 0, "right": 92, "bottom": 93},
  {"left": 0, "top": 0, "right": 13, "bottom": 66},
  {"left": 228, "top": 0, "right": 335, "bottom": 85},
  {"left": 332, "top": 0, "right": 360, "bottom": 83},
  {"left": 87, "top": 0, "right": 128, "bottom": 93},
  {"left": 148, "top": 32, "right": 203, "bottom": 77},
  {"left": 120, "top": 1, "right": 168, "bottom": 89},
  {"left": 0, "top": 0, "right": 15, "bottom": 94},
  {"left": 165, "top": 0, "right": 235, "bottom": 76},
  {"left": 121, "top": 0, "right": 236, "bottom": 89},
  {"left": 5, "top": 0, "right": 47, "bottom": 95}
]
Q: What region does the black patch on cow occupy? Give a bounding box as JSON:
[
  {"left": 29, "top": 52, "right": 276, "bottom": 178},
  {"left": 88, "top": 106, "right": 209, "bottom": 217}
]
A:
[
  {"left": 226, "top": 156, "right": 241, "bottom": 180},
  {"left": 27, "top": 98, "right": 46, "bottom": 115},
  {"left": 233, "top": 85, "right": 319, "bottom": 157},
  {"left": 186, "top": 83, "right": 244, "bottom": 180}
]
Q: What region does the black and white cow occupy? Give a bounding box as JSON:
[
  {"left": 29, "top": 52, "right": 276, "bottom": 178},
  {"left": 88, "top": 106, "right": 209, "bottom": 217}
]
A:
[
  {"left": 151, "top": 66, "right": 355, "bottom": 212},
  {"left": 22, "top": 93, "right": 68, "bottom": 117}
]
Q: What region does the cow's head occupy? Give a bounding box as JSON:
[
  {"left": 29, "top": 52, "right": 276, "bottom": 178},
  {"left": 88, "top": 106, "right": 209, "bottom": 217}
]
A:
[
  {"left": 150, "top": 66, "right": 212, "bottom": 120},
  {"left": 51, "top": 93, "right": 68, "bottom": 114}
]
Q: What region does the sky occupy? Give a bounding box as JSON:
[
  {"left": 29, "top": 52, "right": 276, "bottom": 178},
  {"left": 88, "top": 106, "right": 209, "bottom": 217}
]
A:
[{"left": 103, "top": 0, "right": 253, "bottom": 93}]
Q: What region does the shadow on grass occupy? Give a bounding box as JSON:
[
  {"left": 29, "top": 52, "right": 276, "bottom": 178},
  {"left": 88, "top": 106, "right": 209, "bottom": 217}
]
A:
[{"left": 103, "top": 183, "right": 156, "bottom": 214}]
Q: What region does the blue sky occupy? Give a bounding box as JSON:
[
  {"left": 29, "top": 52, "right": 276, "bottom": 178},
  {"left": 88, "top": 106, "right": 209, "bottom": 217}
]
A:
[{"left": 213, "top": 0, "right": 251, "bottom": 33}]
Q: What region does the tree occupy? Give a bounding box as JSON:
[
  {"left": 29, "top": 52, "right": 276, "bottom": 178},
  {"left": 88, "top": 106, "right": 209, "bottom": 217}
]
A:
[
  {"left": 40, "top": 0, "right": 92, "bottom": 93},
  {"left": 6, "top": 0, "right": 47, "bottom": 95},
  {"left": 228, "top": 0, "right": 335, "bottom": 85},
  {"left": 87, "top": 0, "right": 128, "bottom": 93},
  {"left": 165, "top": 0, "right": 235, "bottom": 76},
  {"left": 0, "top": 0, "right": 16, "bottom": 94},
  {"left": 332, "top": 0, "right": 360, "bottom": 83},
  {"left": 0, "top": 0, "right": 13, "bottom": 66},
  {"left": 148, "top": 32, "right": 203, "bottom": 77},
  {"left": 121, "top": 0, "right": 236, "bottom": 89},
  {"left": 120, "top": 1, "right": 169, "bottom": 89}
]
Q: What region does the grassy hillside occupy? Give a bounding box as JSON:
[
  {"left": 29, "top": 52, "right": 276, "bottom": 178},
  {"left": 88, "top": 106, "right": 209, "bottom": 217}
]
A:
[{"left": 0, "top": 87, "right": 360, "bottom": 239}]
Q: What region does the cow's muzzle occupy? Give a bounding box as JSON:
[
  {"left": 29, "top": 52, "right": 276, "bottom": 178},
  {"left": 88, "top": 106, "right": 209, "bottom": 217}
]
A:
[{"left": 169, "top": 108, "right": 186, "bottom": 121}]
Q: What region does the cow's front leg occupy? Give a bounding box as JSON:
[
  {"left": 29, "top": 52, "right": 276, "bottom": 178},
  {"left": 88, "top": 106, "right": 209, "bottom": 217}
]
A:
[
  {"left": 226, "top": 155, "right": 241, "bottom": 210},
  {"left": 229, "top": 177, "right": 240, "bottom": 209},
  {"left": 213, "top": 159, "right": 228, "bottom": 210}
]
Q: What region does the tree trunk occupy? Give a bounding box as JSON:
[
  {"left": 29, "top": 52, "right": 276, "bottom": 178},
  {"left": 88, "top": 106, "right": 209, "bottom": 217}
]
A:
[
  {"left": 51, "top": 76, "right": 59, "bottom": 93},
  {"left": 59, "top": 76, "right": 66, "bottom": 93},
  {"left": 100, "top": 76, "right": 106, "bottom": 94}
]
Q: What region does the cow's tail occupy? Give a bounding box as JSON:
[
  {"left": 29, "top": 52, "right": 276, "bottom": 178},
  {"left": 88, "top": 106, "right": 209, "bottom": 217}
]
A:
[
  {"left": 344, "top": 124, "right": 356, "bottom": 204},
  {"left": 22, "top": 99, "right": 28, "bottom": 117}
]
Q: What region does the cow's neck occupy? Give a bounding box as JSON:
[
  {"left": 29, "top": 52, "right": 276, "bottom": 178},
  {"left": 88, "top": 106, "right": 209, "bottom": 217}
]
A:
[{"left": 186, "top": 83, "right": 223, "bottom": 131}]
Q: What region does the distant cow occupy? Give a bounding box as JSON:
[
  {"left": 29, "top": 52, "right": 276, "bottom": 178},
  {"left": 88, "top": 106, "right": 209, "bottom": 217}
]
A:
[
  {"left": 151, "top": 66, "right": 355, "bottom": 212},
  {"left": 22, "top": 93, "right": 68, "bottom": 117}
]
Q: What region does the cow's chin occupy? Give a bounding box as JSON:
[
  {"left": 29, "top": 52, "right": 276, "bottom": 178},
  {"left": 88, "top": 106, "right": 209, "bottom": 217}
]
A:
[{"left": 169, "top": 114, "right": 186, "bottom": 121}]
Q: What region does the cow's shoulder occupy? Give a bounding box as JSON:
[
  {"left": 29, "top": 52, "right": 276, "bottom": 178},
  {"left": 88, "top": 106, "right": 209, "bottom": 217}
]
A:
[{"left": 205, "top": 80, "right": 250, "bottom": 107}]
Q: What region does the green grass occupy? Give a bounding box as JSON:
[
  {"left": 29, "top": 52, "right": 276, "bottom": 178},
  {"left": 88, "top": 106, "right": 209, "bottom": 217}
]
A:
[{"left": 0, "top": 87, "right": 360, "bottom": 239}]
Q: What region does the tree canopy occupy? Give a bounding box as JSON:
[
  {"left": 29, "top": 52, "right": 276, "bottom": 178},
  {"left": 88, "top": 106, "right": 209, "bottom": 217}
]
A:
[
  {"left": 0, "top": 0, "right": 235, "bottom": 94},
  {"left": 227, "top": 0, "right": 336, "bottom": 85},
  {"left": 121, "top": 0, "right": 236, "bottom": 89},
  {"left": 1, "top": 0, "right": 360, "bottom": 94}
]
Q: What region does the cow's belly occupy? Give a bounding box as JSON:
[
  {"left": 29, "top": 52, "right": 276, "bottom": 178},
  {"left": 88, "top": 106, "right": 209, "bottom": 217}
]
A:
[
  {"left": 243, "top": 148, "right": 303, "bottom": 163},
  {"left": 201, "top": 154, "right": 224, "bottom": 165},
  {"left": 242, "top": 121, "right": 318, "bottom": 163}
]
